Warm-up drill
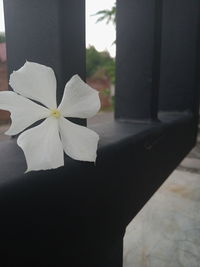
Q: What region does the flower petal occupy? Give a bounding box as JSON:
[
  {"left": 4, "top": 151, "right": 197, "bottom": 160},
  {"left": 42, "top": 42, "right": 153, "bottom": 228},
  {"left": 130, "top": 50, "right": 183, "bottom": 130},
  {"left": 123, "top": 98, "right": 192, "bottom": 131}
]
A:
[
  {"left": 9, "top": 61, "right": 57, "bottom": 109},
  {"left": 17, "top": 117, "right": 64, "bottom": 172},
  {"left": 58, "top": 75, "right": 100, "bottom": 118},
  {"left": 0, "top": 91, "right": 50, "bottom": 135},
  {"left": 59, "top": 117, "right": 99, "bottom": 162}
]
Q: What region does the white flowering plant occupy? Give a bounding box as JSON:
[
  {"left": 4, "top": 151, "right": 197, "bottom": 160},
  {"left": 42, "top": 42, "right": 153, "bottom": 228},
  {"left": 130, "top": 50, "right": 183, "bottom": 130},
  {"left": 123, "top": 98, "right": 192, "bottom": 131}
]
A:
[{"left": 0, "top": 61, "right": 101, "bottom": 172}]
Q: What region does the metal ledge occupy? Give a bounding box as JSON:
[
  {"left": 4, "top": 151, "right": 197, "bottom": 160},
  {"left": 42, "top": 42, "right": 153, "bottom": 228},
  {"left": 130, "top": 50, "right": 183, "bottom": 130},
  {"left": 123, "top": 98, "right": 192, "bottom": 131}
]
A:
[{"left": 0, "top": 112, "right": 196, "bottom": 266}]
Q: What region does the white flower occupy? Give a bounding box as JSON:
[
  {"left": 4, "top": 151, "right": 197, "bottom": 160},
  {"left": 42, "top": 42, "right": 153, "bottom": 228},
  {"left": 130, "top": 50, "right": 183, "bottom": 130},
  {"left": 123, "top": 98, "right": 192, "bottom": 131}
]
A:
[{"left": 0, "top": 61, "right": 101, "bottom": 172}]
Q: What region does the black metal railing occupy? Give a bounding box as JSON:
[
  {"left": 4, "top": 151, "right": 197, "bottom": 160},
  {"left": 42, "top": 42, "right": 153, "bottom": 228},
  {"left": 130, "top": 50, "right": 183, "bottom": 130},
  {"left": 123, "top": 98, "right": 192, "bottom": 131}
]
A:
[{"left": 0, "top": 1, "right": 200, "bottom": 266}]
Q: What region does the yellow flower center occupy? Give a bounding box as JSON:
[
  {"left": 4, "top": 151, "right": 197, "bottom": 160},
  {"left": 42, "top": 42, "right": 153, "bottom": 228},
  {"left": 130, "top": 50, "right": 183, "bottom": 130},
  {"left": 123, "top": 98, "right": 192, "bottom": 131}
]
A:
[{"left": 50, "top": 109, "right": 61, "bottom": 118}]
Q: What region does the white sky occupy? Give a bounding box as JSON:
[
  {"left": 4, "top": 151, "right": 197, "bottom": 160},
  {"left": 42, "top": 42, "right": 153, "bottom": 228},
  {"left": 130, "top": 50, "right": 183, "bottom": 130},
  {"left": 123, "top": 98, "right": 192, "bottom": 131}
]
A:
[
  {"left": 0, "top": 0, "right": 116, "bottom": 57},
  {"left": 0, "top": 0, "right": 5, "bottom": 32},
  {"left": 86, "top": 0, "right": 116, "bottom": 57}
]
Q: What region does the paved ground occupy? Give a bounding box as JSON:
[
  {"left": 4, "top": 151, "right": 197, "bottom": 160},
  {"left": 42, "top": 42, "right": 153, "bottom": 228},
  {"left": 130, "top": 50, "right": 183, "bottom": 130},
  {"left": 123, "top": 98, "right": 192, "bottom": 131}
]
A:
[
  {"left": 0, "top": 122, "right": 10, "bottom": 141},
  {"left": 88, "top": 110, "right": 114, "bottom": 125},
  {"left": 123, "top": 169, "right": 200, "bottom": 267},
  {"left": 178, "top": 134, "right": 200, "bottom": 174}
]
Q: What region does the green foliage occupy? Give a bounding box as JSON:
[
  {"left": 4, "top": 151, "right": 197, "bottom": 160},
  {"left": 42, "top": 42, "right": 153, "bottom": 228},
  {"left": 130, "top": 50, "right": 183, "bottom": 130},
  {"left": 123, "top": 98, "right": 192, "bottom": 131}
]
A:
[
  {"left": 101, "top": 88, "right": 110, "bottom": 97},
  {"left": 0, "top": 32, "right": 6, "bottom": 43},
  {"left": 86, "top": 45, "right": 115, "bottom": 83},
  {"left": 93, "top": 3, "right": 116, "bottom": 26}
]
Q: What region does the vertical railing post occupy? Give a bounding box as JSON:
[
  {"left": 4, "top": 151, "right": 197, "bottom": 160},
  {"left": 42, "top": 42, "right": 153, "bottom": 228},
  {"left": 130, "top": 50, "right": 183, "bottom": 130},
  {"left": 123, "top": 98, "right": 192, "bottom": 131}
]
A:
[
  {"left": 159, "top": 0, "right": 200, "bottom": 116},
  {"left": 3, "top": 0, "right": 85, "bottom": 110},
  {"left": 158, "top": 0, "right": 200, "bottom": 144},
  {"left": 115, "top": 0, "right": 162, "bottom": 121}
]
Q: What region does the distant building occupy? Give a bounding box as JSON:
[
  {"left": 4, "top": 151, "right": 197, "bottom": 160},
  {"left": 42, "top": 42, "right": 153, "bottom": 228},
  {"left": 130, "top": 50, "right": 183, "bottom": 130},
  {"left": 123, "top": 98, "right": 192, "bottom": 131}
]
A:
[
  {"left": 0, "top": 42, "right": 6, "bottom": 62},
  {"left": 87, "top": 76, "right": 112, "bottom": 109},
  {"left": 0, "top": 42, "right": 9, "bottom": 122}
]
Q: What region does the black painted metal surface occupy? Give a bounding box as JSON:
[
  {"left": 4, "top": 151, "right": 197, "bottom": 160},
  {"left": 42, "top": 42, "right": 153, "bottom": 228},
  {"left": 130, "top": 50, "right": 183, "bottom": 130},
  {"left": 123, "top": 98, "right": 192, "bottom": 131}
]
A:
[
  {"left": 0, "top": 0, "right": 200, "bottom": 266},
  {"left": 159, "top": 0, "right": 200, "bottom": 114},
  {"left": 115, "top": 0, "right": 162, "bottom": 121},
  {"left": 0, "top": 113, "right": 196, "bottom": 267},
  {"left": 3, "top": 0, "right": 85, "bottom": 105}
]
